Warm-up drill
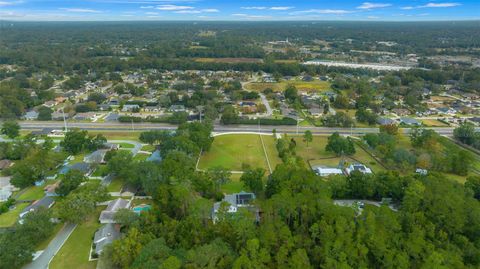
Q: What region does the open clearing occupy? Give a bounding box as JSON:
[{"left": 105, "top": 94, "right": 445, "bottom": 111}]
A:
[
  {"left": 198, "top": 134, "right": 270, "bottom": 172},
  {"left": 244, "top": 80, "right": 331, "bottom": 93}
]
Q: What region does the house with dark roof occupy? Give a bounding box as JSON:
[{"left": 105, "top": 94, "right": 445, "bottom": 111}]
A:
[
  {"left": 399, "top": 117, "right": 421, "bottom": 126},
  {"left": 93, "top": 223, "right": 121, "bottom": 255},
  {"left": 377, "top": 117, "right": 396, "bottom": 126},
  {"left": 19, "top": 196, "right": 55, "bottom": 219}
]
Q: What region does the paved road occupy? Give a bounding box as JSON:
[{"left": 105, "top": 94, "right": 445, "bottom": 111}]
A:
[
  {"left": 259, "top": 93, "right": 273, "bottom": 117},
  {"left": 14, "top": 121, "right": 472, "bottom": 136},
  {"left": 23, "top": 223, "right": 77, "bottom": 269}
]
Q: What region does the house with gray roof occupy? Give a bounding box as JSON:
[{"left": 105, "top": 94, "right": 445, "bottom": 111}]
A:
[
  {"left": 399, "top": 117, "right": 421, "bottom": 126},
  {"left": 84, "top": 150, "right": 108, "bottom": 164},
  {"left": 212, "top": 192, "right": 258, "bottom": 223},
  {"left": 93, "top": 223, "right": 121, "bottom": 255},
  {"left": 377, "top": 117, "right": 396, "bottom": 126},
  {"left": 19, "top": 196, "right": 55, "bottom": 219},
  {"left": 99, "top": 198, "right": 131, "bottom": 224}
]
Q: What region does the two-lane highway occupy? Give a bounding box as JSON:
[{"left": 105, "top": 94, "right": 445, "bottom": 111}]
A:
[{"left": 16, "top": 121, "right": 463, "bottom": 136}]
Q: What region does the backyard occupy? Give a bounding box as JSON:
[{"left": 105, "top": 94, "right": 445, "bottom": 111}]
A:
[{"left": 0, "top": 202, "right": 28, "bottom": 227}]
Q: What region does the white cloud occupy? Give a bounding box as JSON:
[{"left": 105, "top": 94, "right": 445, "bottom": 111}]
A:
[
  {"left": 145, "top": 12, "right": 158, "bottom": 15},
  {"left": 422, "top": 3, "right": 461, "bottom": 8},
  {"left": 270, "top": 6, "right": 294, "bottom": 10},
  {"left": 401, "top": 2, "right": 461, "bottom": 9},
  {"left": 140, "top": 5, "right": 154, "bottom": 9},
  {"left": 367, "top": 16, "right": 380, "bottom": 19},
  {"left": 291, "top": 9, "right": 353, "bottom": 15},
  {"left": 0, "top": 1, "right": 23, "bottom": 6},
  {"left": 175, "top": 10, "right": 200, "bottom": 14},
  {"left": 156, "top": 4, "right": 193, "bottom": 11},
  {"left": 201, "top": 9, "right": 219, "bottom": 13},
  {"left": 59, "top": 8, "right": 102, "bottom": 13},
  {"left": 241, "top": 7, "right": 267, "bottom": 10},
  {"left": 357, "top": 2, "right": 392, "bottom": 9}
]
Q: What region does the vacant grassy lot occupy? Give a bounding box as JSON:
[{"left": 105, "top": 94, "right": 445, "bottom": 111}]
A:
[
  {"left": 244, "top": 80, "right": 331, "bottom": 93},
  {"left": 133, "top": 153, "right": 150, "bottom": 161},
  {"left": 119, "top": 142, "right": 135, "bottom": 149},
  {"left": 421, "top": 119, "right": 450, "bottom": 127},
  {"left": 198, "top": 134, "right": 269, "bottom": 171},
  {"left": 50, "top": 208, "right": 104, "bottom": 269},
  {"left": 0, "top": 202, "right": 28, "bottom": 227},
  {"left": 88, "top": 131, "right": 141, "bottom": 141}
]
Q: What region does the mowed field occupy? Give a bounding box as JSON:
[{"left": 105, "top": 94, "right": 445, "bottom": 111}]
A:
[
  {"left": 198, "top": 134, "right": 270, "bottom": 171},
  {"left": 244, "top": 80, "right": 331, "bottom": 93},
  {"left": 194, "top": 58, "right": 263, "bottom": 64}
]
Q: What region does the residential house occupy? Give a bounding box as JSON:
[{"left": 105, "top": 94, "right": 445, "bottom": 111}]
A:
[
  {"left": 0, "top": 177, "right": 18, "bottom": 202},
  {"left": 44, "top": 181, "right": 60, "bottom": 197},
  {"left": 392, "top": 108, "right": 410, "bottom": 117},
  {"left": 309, "top": 108, "right": 323, "bottom": 117},
  {"left": 170, "top": 105, "right": 186, "bottom": 113},
  {"left": 84, "top": 150, "right": 108, "bottom": 164},
  {"left": 65, "top": 162, "right": 93, "bottom": 176},
  {"left": 377, "top": 117, "right": 396, "bottom": 126},
  {"left": 43, "top": 101, "right": 57, "bottom": 108},
  {"left": 19, "top": 196, "right": 55, "bottom": 219},
  {"left": 314, "top": 167, "right": 344, "bottom": 177},
  {"left": 212, "top": 192, "right": 259, "bottom": 223},
  {"left": 436, "top": 107, "right": 456, "bottom": 115},
  {"left": 74, "top": 112, "right": 97, "bottom": 121},
  {"left": 99, "top": 198, "right": 131, "bottom": 224},
  {"left": 93, "top": 223, "right": 121, "bottom": 255},
  {"left": 23, "top": 110, "right": 39, "bottom": 120},
  {"left": 399, "top": 117, "right": 421, "bottom": 126},
  {"left": 122, "top": 104, "right": 140, "bottom": 112},
  {"left": 345, "top": 163, "right": 373, "bottom": 175}
]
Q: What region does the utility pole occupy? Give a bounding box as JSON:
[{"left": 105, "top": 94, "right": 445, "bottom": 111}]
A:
[
  {"left": 197, "top": 106, "right": 204, "bottom": 123},
  {"left": 296, "top": 117, "right": 299, "bottom": 135},
  {"left": 62, "top": 107, "right": 68, "bottom": 133},
  {"left": 131, "top": 119, "right": 134, "bottom": 131}
]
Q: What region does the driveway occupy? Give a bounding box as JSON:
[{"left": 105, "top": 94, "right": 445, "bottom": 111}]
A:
[{"left": 23, "top": 223, "right": 77, "bottom": 269}]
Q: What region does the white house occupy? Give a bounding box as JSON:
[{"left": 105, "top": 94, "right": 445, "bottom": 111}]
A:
[
  {"left": 314, "top": 167, "right": 344, "bottom": 177},
  {"left": 345, "top": 164, "right": 373, "bottom": 175}
]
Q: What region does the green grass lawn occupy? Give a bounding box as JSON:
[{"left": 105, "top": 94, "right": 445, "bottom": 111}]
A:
[
  {"left": 16, "top": 186, "right": 45, "bottom": 201},
  {"left": 199, "top": 134, "right": 269, "bottom": 171},
  {"left": 244, "top": 79, "right": 331, "bottom": 93},
  {"left": 107, "top": 178, "right": 124, "bottom": 192},
  {"left": 16, "top": 179, "right": 57, "bottom": 201},
  {"left": 50, "top": 208, "right": 104, "bottom": 269},
  {"left": 70, "top": 153, "right": 86, "bottom": 164},
  {"left": 119, "top": 142, "right": 135, "bottom": 149},
  {"left": 0, "top": 202, "right": 28, "bottom": 227},
  {"left": 141, "top": 144, "right": 156, "bottom": 152},
  {"left": 91, "top": 165, "right": 109, "bottom": 177},
  {"left": 261, "top": 135, "right": 283, "bottom": 170},
  {"left": 221, "top": 174, "right": 249, "bottom": 194},
  {"left": 133, "top": 153, "right": 150, "bottom": 161},
  {"left": 87, "top": 131, "right": 141, "bottom": 141}
]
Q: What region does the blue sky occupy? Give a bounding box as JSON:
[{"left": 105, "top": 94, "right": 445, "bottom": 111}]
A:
[{"left": 0, "top": 0, "right": 479, "bottom": 21}]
